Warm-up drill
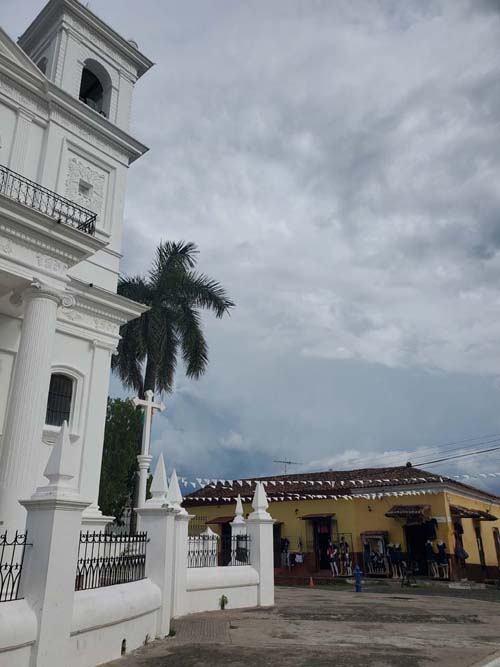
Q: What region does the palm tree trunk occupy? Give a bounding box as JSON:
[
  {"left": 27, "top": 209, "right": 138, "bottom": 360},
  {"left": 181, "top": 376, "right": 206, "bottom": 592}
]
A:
[{"left": 130, "top": 356, "right": 157, "bottom": 534}]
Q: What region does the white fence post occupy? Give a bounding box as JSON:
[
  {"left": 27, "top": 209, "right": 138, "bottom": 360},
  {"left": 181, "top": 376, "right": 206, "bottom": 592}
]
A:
[
  {"left": 136, "top": 454, "right": 176, "bottom": 638},
  {"left": 230, "top": 494, "right": 246, "bottom": 538},
  {"left": 246, "top": 482, "right": 275, "bottom": 607},
  {"left": 230, "top": 494, "right": 248, "bottom": 565},
  {"left": 19, "top": 422, "right": 90, "bottom": 667},
  {"left": 167, "top": 470, "right": 192, "bottom": 618}
]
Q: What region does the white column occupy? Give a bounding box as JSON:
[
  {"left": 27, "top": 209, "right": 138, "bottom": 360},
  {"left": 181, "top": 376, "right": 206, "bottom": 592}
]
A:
[
  {"left": 172, "top": 512, "right": 191, "bottom": 618},
  {"left": 19, "top": 422, "right": 90, "bottom": 667},
  {"left": 167, "top": 469, "right": 192, "bottom": 618},
  {"left": 136, "top": 454, "right": 176, "bottom": 638},
  {"left": 80, "top": 340, "right": 115, "bottom": 529},
  {"left": 137, "top": 454, "right": 152, "bottom": 510},
  {"left": 246, "top": 482, "right": 275, "bottom": 607},
  {"left": 0, "top": 282, "right": 62, "bottom": 533}
]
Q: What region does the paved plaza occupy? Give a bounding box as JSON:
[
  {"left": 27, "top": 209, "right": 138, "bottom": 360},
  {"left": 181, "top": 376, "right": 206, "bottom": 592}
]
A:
[{"left": 105, "top": 584, "right": 500, "bottom": 667}]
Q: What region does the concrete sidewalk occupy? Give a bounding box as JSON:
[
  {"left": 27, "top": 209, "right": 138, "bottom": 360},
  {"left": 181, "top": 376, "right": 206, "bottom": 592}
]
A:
[{"left": 104, "top": 586, "right": 500, "bottom": 667}]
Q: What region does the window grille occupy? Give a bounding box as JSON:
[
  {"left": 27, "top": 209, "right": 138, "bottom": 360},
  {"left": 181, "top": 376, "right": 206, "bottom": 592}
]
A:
[{"left": 46, "top": 374, "right": 73, "bottom": 427}]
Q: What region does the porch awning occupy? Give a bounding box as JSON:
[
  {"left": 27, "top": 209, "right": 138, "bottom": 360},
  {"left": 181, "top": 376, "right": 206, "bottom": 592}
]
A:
[
  {"left": 450, "top": 505, "right": 498, "bottom": 522},
  {"left": 299, "top": 513, "right": 335, "bottom": 520},
  {"left": 205, "top": 516, "right": 233, "bottom": 525},
  {"left": 385, "top": 504, "right": 430, "bottom": 519}
]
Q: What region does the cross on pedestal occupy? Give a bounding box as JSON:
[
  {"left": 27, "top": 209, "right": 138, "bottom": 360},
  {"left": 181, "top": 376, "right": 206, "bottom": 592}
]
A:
[{"left": 132, "top": 390, "right": 165, "bottom": 508}]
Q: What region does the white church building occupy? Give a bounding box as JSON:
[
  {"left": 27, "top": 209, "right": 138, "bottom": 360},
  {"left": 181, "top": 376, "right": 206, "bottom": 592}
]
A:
[
  {"left": 0, "top": 4, "right": 275, "bottom": 666},
  {"left": 0, "top": 0, "right": 152, "bottom": 534}
]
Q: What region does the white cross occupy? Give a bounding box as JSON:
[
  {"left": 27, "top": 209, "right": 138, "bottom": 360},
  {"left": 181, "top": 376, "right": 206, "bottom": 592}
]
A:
[
  {"left": 132, "top": 390, "right": 165, "bottom": 509},
  {"left": 132, "top": 389, "right": 165, "bottom": 457}
]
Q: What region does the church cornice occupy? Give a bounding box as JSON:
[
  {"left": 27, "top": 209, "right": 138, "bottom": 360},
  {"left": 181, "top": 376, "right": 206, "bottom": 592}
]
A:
[
  {"left": 19, "top": 0, "right": 154, "bottom": 79},
  {"left": 0, "top": 63, "right": 149, "bottom": 165},
  {"left": 48, "top": 86, "right": 149, "bottom": 164},
  {"left": 0, "top": 194, "right": 106, "bottom": 280},
  {"left": 56, "top": 278, "right": 149, "bottom": 339}
]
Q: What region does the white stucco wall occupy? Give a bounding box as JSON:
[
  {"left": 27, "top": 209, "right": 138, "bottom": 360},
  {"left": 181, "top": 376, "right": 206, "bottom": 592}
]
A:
[
  {"left": 184, "top": 566, "right": 259, "bottom": 615},
  {"left": 69, "top": 579, "right": 160, "bottom": 667},
  {"left": 0, "top": 599, "right": 37, "bottom": 667}
]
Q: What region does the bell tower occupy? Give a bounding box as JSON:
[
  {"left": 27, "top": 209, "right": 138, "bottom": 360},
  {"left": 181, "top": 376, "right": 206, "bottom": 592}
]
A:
[{"left": 18, "top": 0, "right": 152, "bottom": 131}]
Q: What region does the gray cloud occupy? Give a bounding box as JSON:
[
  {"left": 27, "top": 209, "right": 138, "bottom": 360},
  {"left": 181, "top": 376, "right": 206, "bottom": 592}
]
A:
[{"left": 5, "top": 0, "right": 500, "bottom": 490}]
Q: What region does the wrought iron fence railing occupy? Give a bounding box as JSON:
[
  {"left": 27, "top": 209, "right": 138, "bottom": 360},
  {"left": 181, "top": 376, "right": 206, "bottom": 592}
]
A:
[
  {"left": 0, "top": 530, "right": 30, "bottom": 602},
  {"left": 187, "top": 534, "right": 250, "bottom": 568},
  {"left": 75, "top": 531, "right": 148, "bottom": 591},
  {"left": 0, "top": 164, "right": 96, "bottom": 236}
]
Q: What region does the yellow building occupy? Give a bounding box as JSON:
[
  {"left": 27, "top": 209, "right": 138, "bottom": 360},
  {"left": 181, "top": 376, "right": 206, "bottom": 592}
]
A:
[{"left": 184, "top": 465, "right": 500, "bottom": 582}]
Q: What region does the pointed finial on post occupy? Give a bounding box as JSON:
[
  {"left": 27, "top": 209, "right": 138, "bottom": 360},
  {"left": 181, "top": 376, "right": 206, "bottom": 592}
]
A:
[
  {"left": 249, "top": 481, "right": 272, "bottom": 520},
  {"left": 166, "top": 469, "right": 186, "bottom": 513},
  {"left": 146, "top": 453, "right": 169, "bottom": 507},
  {"left": 232, "top": 493, "right": 246, "bottom": 525},
  {"left": 31, "top": 421, "right": 80, "bottom": 500}
]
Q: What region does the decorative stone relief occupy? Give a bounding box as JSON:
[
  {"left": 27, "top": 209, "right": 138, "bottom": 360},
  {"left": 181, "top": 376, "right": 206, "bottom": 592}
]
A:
[
  {"left": 0, "top": 222, "right": 80, "bottom": 266},
  {"left": 36, "top": 253, "right": 69, "bottom": 275},
  {"left": 65, "top": 156, "right": 106, "bottom": 224},
  {"left": 58, "top": 296, "right": 122, "bottom": 338},
  {"left": 0, "top": 237, "right": 13, "bottom": 255},
  {"left": 93, "top": 317, "right": 119, "bottom": 335}
]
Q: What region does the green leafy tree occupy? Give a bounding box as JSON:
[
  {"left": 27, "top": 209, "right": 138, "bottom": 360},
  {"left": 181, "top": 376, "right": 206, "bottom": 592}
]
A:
[
  {"left": 112, "top": 240, "right": 234, "bottom": 395},
  {"left": 98, "top": 398, "right": 142, "bottom": 523}
]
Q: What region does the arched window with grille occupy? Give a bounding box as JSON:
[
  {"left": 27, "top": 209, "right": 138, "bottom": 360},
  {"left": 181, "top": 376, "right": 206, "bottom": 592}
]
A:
[{"left": 45, "top": 374, "right": 73, "bottom": 427}]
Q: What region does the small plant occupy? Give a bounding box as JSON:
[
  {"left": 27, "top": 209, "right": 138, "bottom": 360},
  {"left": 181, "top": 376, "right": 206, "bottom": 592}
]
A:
[
  {"left": 219, "top": 594, "right": 228, "bottom": 610},
  {"left": 168, "top": 629, "right": 176, "bottom": 637}
]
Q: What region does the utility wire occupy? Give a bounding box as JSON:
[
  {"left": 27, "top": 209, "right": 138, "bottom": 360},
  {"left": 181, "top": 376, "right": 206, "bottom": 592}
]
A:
[
  {"left": 332, "top": 432, "right": 500, "bottom": 470},
  {"left": 417, "top": 444, "right": 500, "bottom": 467}
]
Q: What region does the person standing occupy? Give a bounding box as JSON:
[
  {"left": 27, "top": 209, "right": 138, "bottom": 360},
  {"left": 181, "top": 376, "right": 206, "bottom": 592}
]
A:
[{"left": 327, "top": 540, "right": 339, "bottom": 577}]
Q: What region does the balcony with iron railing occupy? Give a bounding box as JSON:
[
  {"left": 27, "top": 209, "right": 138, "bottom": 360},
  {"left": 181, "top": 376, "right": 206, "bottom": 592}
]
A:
[{"left": 0, "top": 164, "right": 96, "bottom": 236}]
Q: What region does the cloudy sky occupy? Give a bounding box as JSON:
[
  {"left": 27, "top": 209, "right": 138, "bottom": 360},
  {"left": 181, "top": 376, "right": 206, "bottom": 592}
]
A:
[{"left": 5, "top": 0, "right": 500, "bottom": 492}]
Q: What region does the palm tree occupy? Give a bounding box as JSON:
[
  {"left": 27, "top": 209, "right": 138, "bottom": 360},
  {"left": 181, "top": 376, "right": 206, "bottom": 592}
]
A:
[
  {"left": 111, "top": 241, "right": 234, "bottom": 530},
  {"left": 113, "top": 240, "right": 234, "bottom": 396}
]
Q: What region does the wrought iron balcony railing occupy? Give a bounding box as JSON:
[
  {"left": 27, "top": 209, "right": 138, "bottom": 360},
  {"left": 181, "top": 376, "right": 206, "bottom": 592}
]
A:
[{"left": 0, "top": 164, "right": 96, "bottom": 236}]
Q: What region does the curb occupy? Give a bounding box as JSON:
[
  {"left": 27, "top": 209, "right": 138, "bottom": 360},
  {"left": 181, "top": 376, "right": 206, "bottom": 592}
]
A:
[{"left": 470, "top": 651, "right": 500, "bottom": 667}]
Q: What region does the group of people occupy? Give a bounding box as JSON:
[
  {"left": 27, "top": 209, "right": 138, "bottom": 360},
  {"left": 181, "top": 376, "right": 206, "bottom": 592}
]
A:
[
  {"left": 425, "top": 539, "right": 451, "bottom": 579},
  {"left": 326, "top": 537, "right": 352, "bottom": 577},
  {"left": 362, "top": 539, "right": 451, "bottom": 580}
]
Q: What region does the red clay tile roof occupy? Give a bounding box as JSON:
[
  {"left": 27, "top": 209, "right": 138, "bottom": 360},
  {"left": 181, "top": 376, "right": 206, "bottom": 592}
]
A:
[
  {"left": 385, "top": 504, "right": 431, "bottom": 518},
  {"left": 449, "top": 504, "right": 498, "bottom": 521},
  {"left": 183, "top": 465, "right": 500, "bottom": 506}
]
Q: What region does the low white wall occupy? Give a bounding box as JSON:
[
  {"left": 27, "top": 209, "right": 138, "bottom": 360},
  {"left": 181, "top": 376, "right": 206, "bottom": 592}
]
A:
[
  {"left": 0, "top": 599, "right": 37, "bottom": 667},
  {"left": 184, "top": 566, "right": 259, "bottom": 615},
  {"left": 69, "top": 579, "right": 161, "bottom": 667}
]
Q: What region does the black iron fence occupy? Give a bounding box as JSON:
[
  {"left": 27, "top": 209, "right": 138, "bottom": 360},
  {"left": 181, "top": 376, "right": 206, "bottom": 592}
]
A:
[
  {"left": 0, "top": 164, "right": 96, "bottom": 235},
  {"left": 75, "top": 531, "right": 148, "bottom": 591},
  {"left": 0, "top": 531, "right": 30, "bottom": 602},
  {"left": 187, "top": 534, "right": 250, "bottom": 568}
]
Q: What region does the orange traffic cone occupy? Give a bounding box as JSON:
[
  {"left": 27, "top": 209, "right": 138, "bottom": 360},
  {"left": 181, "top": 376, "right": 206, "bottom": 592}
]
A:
[{"left": 309, "top": 576, "right": 314, "bottom": 588}]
